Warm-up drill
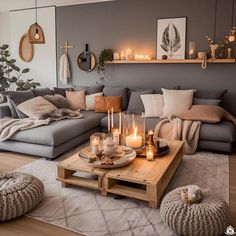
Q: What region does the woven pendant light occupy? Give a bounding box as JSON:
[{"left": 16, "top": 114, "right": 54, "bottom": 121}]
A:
[{"left": 28, "top": 0, "right": 45, "bottom": 44}]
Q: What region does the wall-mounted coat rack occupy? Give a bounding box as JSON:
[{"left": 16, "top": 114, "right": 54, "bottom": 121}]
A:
[{"left": 61, "top": 41, "right": 74, "bottom": 55}]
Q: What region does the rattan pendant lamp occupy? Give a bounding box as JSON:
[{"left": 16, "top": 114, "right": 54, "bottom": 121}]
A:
[{"left": 28, "top": 0, "right": 45, "bottom": 44}]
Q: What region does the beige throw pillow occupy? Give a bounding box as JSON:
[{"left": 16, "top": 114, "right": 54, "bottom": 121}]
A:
[
  {"left": 141, "top": 94, "right": 164, "bottom": 117},
  {"left": 86, "top": 92, "right": 103, "bottom": 111},
  {"left": 162, "top": 89, "right": 195, "bottom": 117},
  {"left": 178, "top": 105, "right": 226, "bottom": 123},
  {"left": 17, "top": 96, "right": 58, "bottom": 119},
  {"left": 66, "top": 90, "right": 85, "bottom": 110}
]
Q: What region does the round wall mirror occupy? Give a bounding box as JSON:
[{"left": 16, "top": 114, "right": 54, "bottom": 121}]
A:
[{"left": 77, "top": 44, "right": 96, "bottom": 72}]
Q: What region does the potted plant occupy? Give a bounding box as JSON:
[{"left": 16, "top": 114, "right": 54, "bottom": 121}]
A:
[
  {"left": 97, "top": 48, "right": 113, "bottom": 80},
  {"left": 0, "top": 44, "right": 40, "bottom": 92}
]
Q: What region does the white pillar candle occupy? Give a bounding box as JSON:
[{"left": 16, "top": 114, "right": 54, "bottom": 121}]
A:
[
  {"left": 125, "top": 127, "right": 142, "bottom": 149},
  {"left": 125, "top": 48, "right": 132, "bottom": 60},
  {"left": 112, "top": 128, "right": 120, "bottom": 146},
  {"left": 90, "top": 136, "right": 100, "bottom": 154},
  {"left": 120, "top": 51, "right": 125, "bottom": 60},
  {"left": 146, "top": 145, "right": 154, "bottom": 161}
]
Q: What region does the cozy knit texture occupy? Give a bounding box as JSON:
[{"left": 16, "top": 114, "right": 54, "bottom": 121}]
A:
[
  {"left": 0, "top": 172, "right": 44, "bottom": 221},
  {"left": 160, "top": 186, "right": 229, "bottom": 236}
]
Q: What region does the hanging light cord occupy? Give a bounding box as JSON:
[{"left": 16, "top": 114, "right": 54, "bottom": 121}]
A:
[
  {"left": 213, "top": 0, "right": 218, "bottom": 43},
  {"left": 35, "top": 0, "right": 38, "bottom": 23},
  {"left": 231, "top": 0, "right": 235, "bottom": 27}
]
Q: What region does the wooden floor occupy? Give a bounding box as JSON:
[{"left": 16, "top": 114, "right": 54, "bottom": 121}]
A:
[{"left": 0, "top": 149, "right": 235, "bottom": 235}]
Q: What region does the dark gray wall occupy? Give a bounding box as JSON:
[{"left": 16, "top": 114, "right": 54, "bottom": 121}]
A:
[{"left": 56, "top": 0, "right": 236, "bottom": 115}]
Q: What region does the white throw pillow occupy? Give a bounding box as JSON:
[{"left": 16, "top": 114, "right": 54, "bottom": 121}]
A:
[
  {"left": 17, "top": 96, "right": 58, "bottom": 119},
  {"left": 161, "top": 89, "right": 195, "bottom": 117},
  {"left": 85, "top": 92, "right": 103, "bottom": 111},
  {"left": 141, "top": 94, "right": 164, "bottom": 117}
]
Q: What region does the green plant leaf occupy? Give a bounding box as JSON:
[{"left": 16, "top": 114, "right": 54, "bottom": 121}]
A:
[
  {"left": 9, "top": 76, "right": 18, "bottom": 83},
  {"left": 10, "top": 65, "right": 20, "bottom": 72},
  {"left": 1, "top": 45, "right": 9, "bottom": 50},
  {"left": 9, "top": 59, "right": 16, "bottom": 63},
  {"left": 22, "top": 68, "right": 30, "bottom": 73}
]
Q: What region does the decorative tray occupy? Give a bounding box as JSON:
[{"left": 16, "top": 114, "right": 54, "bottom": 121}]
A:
[
  {"left": 78, "top": 146, "right": 136, "bottom": 169},
  {"left": 136, "top": 142, "right": 170, "bottom": 157}
]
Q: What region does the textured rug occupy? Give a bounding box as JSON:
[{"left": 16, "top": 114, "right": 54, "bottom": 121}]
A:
[{"left": 16, "top": 152, "right": 229, "bottom": 236}]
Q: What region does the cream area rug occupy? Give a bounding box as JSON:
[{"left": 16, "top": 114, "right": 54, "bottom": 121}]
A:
[{"left": 16, "top": 152, "right": 229, "bottom": 236}]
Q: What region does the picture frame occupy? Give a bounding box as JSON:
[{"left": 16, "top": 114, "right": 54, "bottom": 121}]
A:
[{"left": 157, "top": 17, "right": 186, "bottom": 59}]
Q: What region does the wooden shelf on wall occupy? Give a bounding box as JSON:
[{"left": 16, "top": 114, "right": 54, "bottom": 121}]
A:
[{"left": 106, "top": 58, "right": 236, "bottom": 64}]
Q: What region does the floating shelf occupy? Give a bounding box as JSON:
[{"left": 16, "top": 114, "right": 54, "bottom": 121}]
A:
[{"left": 106, "top": 59, "right": 236, "bottom": 64}]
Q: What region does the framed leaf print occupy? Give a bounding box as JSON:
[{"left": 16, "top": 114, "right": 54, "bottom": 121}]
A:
[{"left": 157, "top": 17, "right": 186, "bottom": 59}]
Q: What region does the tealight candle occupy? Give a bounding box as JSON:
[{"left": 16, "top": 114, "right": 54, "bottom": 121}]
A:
[
  {"left": 125, "top": 48, "right": 132, "bottom": 60},
  {"left": 113, "top": 52, "right": 120, "bottom": 60},
  {"left": 120, "top": 51, "right": 125, "bottom": 60},
  {"left": 90, "top": 136, "right": 100, "bottom": 154},
  {"left": 125, "top": 127, "right": 142, "bottom": 149},
  {"left": 146, "top": 145, "right": 154, "bottom": 161}
]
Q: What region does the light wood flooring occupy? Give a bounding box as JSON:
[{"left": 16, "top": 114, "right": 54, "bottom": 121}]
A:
[{"left": 0, "top": 148, "right": 235, "bottom": 235}]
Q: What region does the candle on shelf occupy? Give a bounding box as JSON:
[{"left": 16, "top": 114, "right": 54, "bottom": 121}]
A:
[
  {"left": 113, "top": 52, "right": 120, "bottom": 60},
  {"left": 146, "top": 145, "right": 154, "bottom": 161},
  {"left": 111, "top": 108, "right": 114, "bottom": 129},
  {"left": 147, "top": 130, "right": 154, "bottom": 146},
  {"left": 112, "top": 128, "right": 120, "bottom": 146},
  {"left": 125, "top": 127, "right": 142, "bottom": 149},
  {"left": 135, "top": 54, "right": 151, "bottom": 60},
  {"left": 108, "top": 109, "right": 110, "bottom": 133},
  {"left": 125, "top": 48, "right": 132, "bottom": 60},
  {"left": 90, "top": 136, "right": 100, "bottom": 154},
  {"left": 188, "top": 42, "right": 196, "bottom": 59},
  {"left": 120, "top": 51, "right": 125, "bottom": 60}
]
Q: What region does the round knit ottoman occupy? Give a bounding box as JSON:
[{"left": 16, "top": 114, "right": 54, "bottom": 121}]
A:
[
  {"left": 160, "top": 186, "right": 229, "bottom": 236},
  {"left": 0, "top": 172, "right": 44, "bottom": 221}
]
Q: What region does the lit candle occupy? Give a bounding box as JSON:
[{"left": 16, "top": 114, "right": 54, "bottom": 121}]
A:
[
  {"left": 112, "top": 128, "right": 120, "bottom": 146},
  {"left": 125, "top": 127, "right": 142, "bottom": 149},
  {"left": 146, "top": 145, "right": 154, "bottom": 161},
  {"left": 108, "top": 109, "right": 110, "bottom": 133},
  {"left": 125, "top": 48, "right": 132, "bottom": 60},
  {"left": 111, "top": 108, "right": 114, "bottom": 129},
  {"left": 90, "top": 136, "right": 100, "bottom": 154},
  {"left": 113, "top": 52, "right": 120, "bottom": 60},
  {"left": 120, "top": 51, "right": 125, "bottom": 60}
]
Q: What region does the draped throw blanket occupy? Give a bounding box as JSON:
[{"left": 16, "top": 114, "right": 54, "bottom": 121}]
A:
[
  {"left": 154, "top": 117, "right": 201, "bottom": 154},
  {"left": 0, "top": 109, "right": 83, "bottom": 141},
  {"left": 59, "top": 53, "right": 71, "bottom": 85}
]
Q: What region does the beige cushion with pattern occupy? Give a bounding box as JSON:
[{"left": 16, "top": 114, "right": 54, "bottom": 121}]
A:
[
  {"left": 17, "top": 96, "right": 58, "bottom": 119},
  {"left": 178, "top": 105, "right": 226, "bottom": 123},
  {"left": 66, "top": 90, "right": 86, "bottom": 110}
]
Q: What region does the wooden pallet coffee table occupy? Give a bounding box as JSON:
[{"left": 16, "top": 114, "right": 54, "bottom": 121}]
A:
[{"left": 57, "top": 140, "right": 184, "bottom": 208}]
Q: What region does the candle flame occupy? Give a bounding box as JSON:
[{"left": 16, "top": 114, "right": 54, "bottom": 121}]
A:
[{"left": 133, "top": 127, "right": 138, "bottom": 138}]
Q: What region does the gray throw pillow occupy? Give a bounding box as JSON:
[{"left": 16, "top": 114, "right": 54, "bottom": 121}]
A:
[
  {"left": 32, "top": 88, "right": 54, "bottom": 97},
  {"left": 154, "top": 85, "right": 180, "bottom": 94},
  {"left": 44, "top": 94, "right": 71, "bottom": 109},
  {"left": 77, "top": 85, "right": 104, "bottom": 95},
  {"left": 103, "top": 87, "right": 129, "bottom": 110},
  {"left": 194, "top": 89, "right": 227, "bottom": 99},
  {"left": 6, "top": 90, "right": 35, "bottom": 118},
  {"left": 54, "top": 87, "right": 74, "bottom": 97},
  {"left": 193, "top": 98, "right": 221, "bottom": 106},
  {"left": 127, "top": 89, "right": 154, "bottom": 113}
]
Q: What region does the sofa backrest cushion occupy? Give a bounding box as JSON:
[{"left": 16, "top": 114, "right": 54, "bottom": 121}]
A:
[
  {"left": 43, "top": 94, "right": 71, "bottom": 109},
  {"left": 193, "top": 98, "right": 221, "bottom": 106},
  {"left": 5, "top": 90, "right": 35, "bottom": 118},
  {"left": 77, "top": 85, "right": 104, "bottom": 95},
  {"left": 66, "top": 90, "right": 86, "bottom": 110},
  {"left": 190, "top": 89, "right": 227, "bottom": 99},
  {"left": 95, "top": 96, "right": 121, "bottom": 113},
  {"left": 127, "top": 89, "right": 153, "bottom": 113},
  {"left": 54, "top": 87, "right": 74, "bottom": 97},
  {"left": 32, "top": 88, "right": 54, "bottom": 96},
  {"left": 103, "top": 87, "right": 129, "bottom": 110}
]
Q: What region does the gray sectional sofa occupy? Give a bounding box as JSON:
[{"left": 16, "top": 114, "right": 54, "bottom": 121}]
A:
[{"left": 0, "top": 86, "right": 235, "bottom": 159}]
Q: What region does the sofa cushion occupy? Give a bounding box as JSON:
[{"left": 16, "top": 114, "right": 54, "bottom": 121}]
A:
[
  {"left": 6, "top": 91, "right": 35, "bottom": 118},
  {"left": 103, "top": 87, "right": 129, "bottom": 110},
  {"left": 194, "top": 89, "right": 227, "bottom": 99},
  {"left": 86, "top": 92, "right": 103, "bottom": 111},
  {"left": 43, "top": 94, "right": 71, "bottom": 109},
  {"left": 141, "top": 94, "right": 163, "bottom": 117},
  {"left": 66, "top": 90, "right": 86, "bottom": 110},
  {"left": 10, "top": 111, "right": 106, "bottom": 146},
  {"left": 32, "top": 88, "right": 54, "bottom": 96},
  {"left": 54, "top": 87, "right": 74, "bottom": 97},
  {"left": 127, "top": 89, "right": 153, "bottom": 113},
  {"left": 199, "top": 121, "right": 235, "bottom": 143},
  {"left": 193, "top": 98, "right": 221, "bottom": 106},
  {"left": 95, "top": 96, "right": 121, "bottom": 113},
  {"left": 77, "top": 85, "right": 104, "bottom": 95}
]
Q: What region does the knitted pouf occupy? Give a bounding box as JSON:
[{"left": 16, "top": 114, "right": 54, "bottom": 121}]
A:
[
  {"left": 0, "top": 172, "right": 44, "bottom": 221},
  {"left": 160, "top": 186, "right": 229, "bottom": 236}
]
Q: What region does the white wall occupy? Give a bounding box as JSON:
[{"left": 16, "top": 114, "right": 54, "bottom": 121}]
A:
[
  {"left": 10, "top": 6, "right": 57, "bottom": 88},
  {"left": 0, "top": 12, "right": 10, "bottom": 46}
]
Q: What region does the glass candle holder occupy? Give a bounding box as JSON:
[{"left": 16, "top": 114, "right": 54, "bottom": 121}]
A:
[
  {"left": 112, "top": 128, "right": 120, "bottom": 146},
  {"left": 188, "top": 42, "right": 196, "bottom": 59},
  {"left": 90, "top": 135, "right": 100, "bottom": 154},
  {"left": 146, "top": 145, "right": 154, "bottom": 161},
  {"left": 122, "top": 113, "right": 145, "bottom": 149}
]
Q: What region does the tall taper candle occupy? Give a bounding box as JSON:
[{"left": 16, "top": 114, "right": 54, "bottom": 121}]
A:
[
  {"left": 119, "top": 112, "right": 122, "bottom": 134},
  {"left": 108, "top": 109, "right": 110, "bottom": 133},
  {"left": 111, "top": 108, "right": 114, "bottom": 129}
]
